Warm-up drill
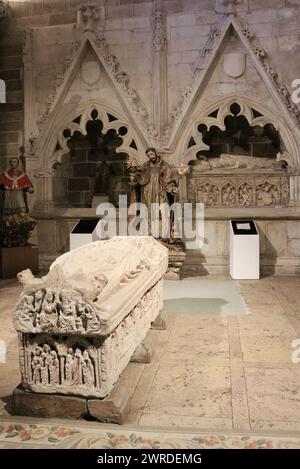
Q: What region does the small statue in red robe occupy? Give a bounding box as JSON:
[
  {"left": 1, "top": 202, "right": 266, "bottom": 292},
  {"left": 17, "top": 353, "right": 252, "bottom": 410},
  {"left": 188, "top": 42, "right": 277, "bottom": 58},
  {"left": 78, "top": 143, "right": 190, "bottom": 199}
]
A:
[{"left": 0, "top": 158, "right": 36, "bottom": 247}]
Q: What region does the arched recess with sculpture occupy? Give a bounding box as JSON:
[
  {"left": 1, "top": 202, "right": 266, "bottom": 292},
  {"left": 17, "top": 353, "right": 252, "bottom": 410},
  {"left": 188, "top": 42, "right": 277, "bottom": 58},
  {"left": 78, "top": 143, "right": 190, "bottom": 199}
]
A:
[
  {"left": 32, "top": 101, "right": 146, "bottom": 211},
  {"left": 173, "top": 95, "right": 299, "bottom": 207}
]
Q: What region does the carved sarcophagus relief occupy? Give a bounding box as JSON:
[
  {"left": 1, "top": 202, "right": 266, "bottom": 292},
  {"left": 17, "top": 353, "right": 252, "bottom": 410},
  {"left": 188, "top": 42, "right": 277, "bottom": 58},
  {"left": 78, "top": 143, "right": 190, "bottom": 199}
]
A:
[
  {"left": 188, "top": 171, "right": 289, "bottom": 207},
  {"left": 14, "top": 237, "right": 168, "bottom": 398}
]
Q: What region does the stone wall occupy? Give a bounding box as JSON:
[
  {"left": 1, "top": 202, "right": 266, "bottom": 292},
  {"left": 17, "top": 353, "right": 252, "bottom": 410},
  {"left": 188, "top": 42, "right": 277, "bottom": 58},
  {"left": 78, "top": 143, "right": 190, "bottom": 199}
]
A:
[
  {"left": 182, "top": 216, "right": 300, "bottom": 276},
  {"left": 0, "top": 1, "right": 300, "bottom": 274},
  {"left": 1, "top": 1, "right": 300, "bottom": 171},
  {"left": 35, "top": 210, "right": 300, "bottom": 276}
]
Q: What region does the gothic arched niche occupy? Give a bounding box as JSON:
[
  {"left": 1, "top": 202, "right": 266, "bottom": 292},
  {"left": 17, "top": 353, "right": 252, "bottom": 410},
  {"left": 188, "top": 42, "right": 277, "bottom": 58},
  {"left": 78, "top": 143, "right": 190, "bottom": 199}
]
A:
[
  {"left": 54, "top": 108, "right": 135, "bottom": 208},
  {"left": 181, "top": 99, "right": 291, "bottom": 208},
  {"left": 181, "top": 100, "right": 287, "bottom": 166},
  {"left": 193, "top": 102, "right": 281, "bottom": 161}
]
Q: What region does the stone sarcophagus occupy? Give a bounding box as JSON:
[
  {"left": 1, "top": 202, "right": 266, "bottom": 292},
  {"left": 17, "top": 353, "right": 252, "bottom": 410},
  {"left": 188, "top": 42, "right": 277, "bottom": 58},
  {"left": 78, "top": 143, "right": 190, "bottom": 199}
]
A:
[{"left": 13, "top": 237, "right": 168, "bottom": 399}]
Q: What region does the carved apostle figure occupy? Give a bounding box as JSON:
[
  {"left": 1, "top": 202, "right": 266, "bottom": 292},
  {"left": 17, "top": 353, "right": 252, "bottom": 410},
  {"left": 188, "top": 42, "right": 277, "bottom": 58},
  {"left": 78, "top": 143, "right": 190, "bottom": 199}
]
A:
[
  {"left": 82, "top": 350, "right": 94, "bottom": 386},
  {"left": 65, "top": 348, "right": 74, "bottom": 384},
  {"left": 72, "top": 348, "right": 84, "bottom": 386},
  {"left": 49, "top": 350, "right": 60, "bottom": 385},
  {"left": 31, "top": 356, "right": 41, "bottom": 384}
]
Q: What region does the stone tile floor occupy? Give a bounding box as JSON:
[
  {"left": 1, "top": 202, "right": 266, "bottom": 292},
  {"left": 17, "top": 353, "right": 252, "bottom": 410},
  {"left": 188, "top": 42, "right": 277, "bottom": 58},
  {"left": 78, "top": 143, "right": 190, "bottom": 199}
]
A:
[{"left": 1, "top": 275, "right": 300, "bottom": 433}]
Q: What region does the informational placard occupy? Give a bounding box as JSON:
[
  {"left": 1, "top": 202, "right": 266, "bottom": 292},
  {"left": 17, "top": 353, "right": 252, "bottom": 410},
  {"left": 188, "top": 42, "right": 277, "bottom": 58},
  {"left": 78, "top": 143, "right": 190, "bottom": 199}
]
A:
[
  {"left": 231, "top": 220, "right": 258, "bottom": 235},
  {"left": 229, "top": 220, "right": 259, "bottom": 279}
]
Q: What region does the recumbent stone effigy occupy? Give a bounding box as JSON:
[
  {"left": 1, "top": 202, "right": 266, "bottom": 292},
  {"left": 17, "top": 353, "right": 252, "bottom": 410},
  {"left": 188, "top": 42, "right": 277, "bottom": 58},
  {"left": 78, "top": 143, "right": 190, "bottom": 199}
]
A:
[{"left": 13, "top": 237, "right": 168, "bottom": 400}]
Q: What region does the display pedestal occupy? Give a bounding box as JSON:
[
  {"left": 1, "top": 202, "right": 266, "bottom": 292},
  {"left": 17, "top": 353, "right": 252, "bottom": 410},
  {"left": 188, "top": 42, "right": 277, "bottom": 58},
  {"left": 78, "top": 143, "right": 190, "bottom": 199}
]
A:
[
  {"left": 229, "top": 220, "right": 259, "bottom": 280},
  {"left": 0, "top": 244, "right": 39, "bottom": 279},
  {"left": 70, "top": 219, "right": 100, "bottom": 250}
]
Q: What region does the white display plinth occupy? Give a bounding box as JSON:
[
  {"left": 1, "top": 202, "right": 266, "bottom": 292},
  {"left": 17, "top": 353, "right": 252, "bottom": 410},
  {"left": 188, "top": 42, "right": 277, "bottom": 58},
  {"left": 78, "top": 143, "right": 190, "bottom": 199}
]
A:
[
  {"left": 229, "top": 220, "right": 259, "bottom": 280},
  {"left": 70, "top": 219, "right": 100, "bottom": 251}
]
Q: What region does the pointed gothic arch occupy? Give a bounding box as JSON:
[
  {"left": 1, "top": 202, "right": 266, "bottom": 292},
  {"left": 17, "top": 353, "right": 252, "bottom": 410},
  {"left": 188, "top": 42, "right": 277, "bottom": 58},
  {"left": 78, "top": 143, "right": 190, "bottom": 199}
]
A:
[
  {"left": 36, "top": 99, "right": 144, "bottom": 174},
  {"left": 168, "top": 16, "right": 300, "bottom": 168},
  {"left": 32, "top": 99, "right": 145, "bottom": 211},
  {"left": 25, "top": 33, "right": 152, "bottom": 176},
  {"left": 175, "top": 94, "right": 299, "bottom": 167}
]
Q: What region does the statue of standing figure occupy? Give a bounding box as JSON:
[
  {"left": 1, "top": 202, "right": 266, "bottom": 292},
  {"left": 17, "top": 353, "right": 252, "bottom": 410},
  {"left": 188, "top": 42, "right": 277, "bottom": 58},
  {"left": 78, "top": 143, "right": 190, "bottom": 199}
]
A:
[
  {"left": 0, "top": 157, "right": 36, "bottom": 247},
  {"left": 127, "top": 147, "right": 179, "bottom": 241}
]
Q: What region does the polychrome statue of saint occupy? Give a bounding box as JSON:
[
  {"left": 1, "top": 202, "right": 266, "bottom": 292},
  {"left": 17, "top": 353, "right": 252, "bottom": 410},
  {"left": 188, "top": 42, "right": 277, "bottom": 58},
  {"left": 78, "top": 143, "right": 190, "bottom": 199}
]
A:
[{"left": 0, "top": 157, "right": 36, "bottom": 247}]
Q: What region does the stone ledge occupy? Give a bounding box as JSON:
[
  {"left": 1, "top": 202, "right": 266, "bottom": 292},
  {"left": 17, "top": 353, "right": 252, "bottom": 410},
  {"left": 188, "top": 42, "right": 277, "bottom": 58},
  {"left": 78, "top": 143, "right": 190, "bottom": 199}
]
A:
[
  {"left": 33, "top": 206, "right": 300, "bottom": 221},
  {"left": 12, "top": 386, "right": 88, "bottom": 419}
]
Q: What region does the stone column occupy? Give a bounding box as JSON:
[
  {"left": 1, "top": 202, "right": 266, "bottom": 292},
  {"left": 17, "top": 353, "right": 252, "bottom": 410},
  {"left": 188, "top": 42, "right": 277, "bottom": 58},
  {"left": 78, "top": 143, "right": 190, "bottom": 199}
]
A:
[
  {"left": 289, "top": 171, "right": 300, "bottom": 206},
  {"left": 176, "top": 165, "right": 190, "bottom": 203},
  {"left": 152, "top": 3, "right": 168, "bottom": 144},
  {"left": 23, "top": 28, "right": 36, "bottom": 145}
]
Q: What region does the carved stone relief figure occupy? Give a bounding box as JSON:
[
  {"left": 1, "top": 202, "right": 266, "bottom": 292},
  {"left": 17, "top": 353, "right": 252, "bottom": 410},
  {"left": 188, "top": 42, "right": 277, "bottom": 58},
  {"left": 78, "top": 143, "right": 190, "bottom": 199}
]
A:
[
  {"left": 222, "top": 183, "right": 237, "bottom": 206},
  {"left": 38, "top": 289, "right": 57, "bottom": 330},
  {"left": 31, "top": 356, "right": 41, "bottom": 384},
  {"left": 82, "top": 350, "right": 95, "bottom": 386},
  {"left": 256, "top": 182, "right": 278, "bottom": 206},
  {"left": 58, "top": 291, "right": 78, "bottom": 332},
  {"left": 281, "top": 178, "right": 289, "bottom": 206},
  {"left": 72, "top": 348, "right": 84, "bottom": 386},
  {"left": 17, "top": 295, "right": 35, "bottom": 330},
  {"left": 238, "top": 183, "right": 253, "bottom": 206},
  {"left": 197, "top": 183, "right": 220, "bottom": 206},
  {"left": 188, "top": 175, "right": 288, "bottom": 207},
  {"left": 65, "top": 347, "right": 74, "bottom": 384},
  {"left": 48, "top": 350, "right": 59, "bottom": 385}
]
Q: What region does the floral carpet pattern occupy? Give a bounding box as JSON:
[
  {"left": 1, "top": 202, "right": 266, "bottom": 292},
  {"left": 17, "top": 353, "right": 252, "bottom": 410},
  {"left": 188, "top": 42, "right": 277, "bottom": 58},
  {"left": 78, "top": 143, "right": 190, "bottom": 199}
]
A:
[{"left": 0, "top": 418, "right": 300, "bottom": 449}]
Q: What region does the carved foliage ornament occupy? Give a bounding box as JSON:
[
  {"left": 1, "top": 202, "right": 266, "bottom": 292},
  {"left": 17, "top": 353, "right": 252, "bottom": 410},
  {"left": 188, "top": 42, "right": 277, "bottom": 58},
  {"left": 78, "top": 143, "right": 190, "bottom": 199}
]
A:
[{"left": 152, "top": 10, "right": 167, "bottom": 52}]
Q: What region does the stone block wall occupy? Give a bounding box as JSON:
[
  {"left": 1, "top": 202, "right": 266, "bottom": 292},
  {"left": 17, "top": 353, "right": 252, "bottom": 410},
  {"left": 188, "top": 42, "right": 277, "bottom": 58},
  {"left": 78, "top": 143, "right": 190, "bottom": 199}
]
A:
[
  {"left": 36, "top": 212, "right": 300, "bottom": 276},
  {"left": 1, "top": 1, "right": 300, "bottom": 273},
  {"left": 182, "top": 217, "right": 300, "bottom": 276},
  {"left": 1, "top": 1, "right": 300, "bottom": 172},
  {"left": 0, "top": 41, "right": 23, "bottom": 171}
]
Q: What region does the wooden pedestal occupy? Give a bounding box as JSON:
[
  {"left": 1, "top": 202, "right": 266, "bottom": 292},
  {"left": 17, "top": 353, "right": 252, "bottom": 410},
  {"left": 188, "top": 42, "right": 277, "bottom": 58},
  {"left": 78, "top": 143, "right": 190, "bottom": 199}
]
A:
[{"left": 0, "top": 244, "right": 39, "bottom": 279}]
